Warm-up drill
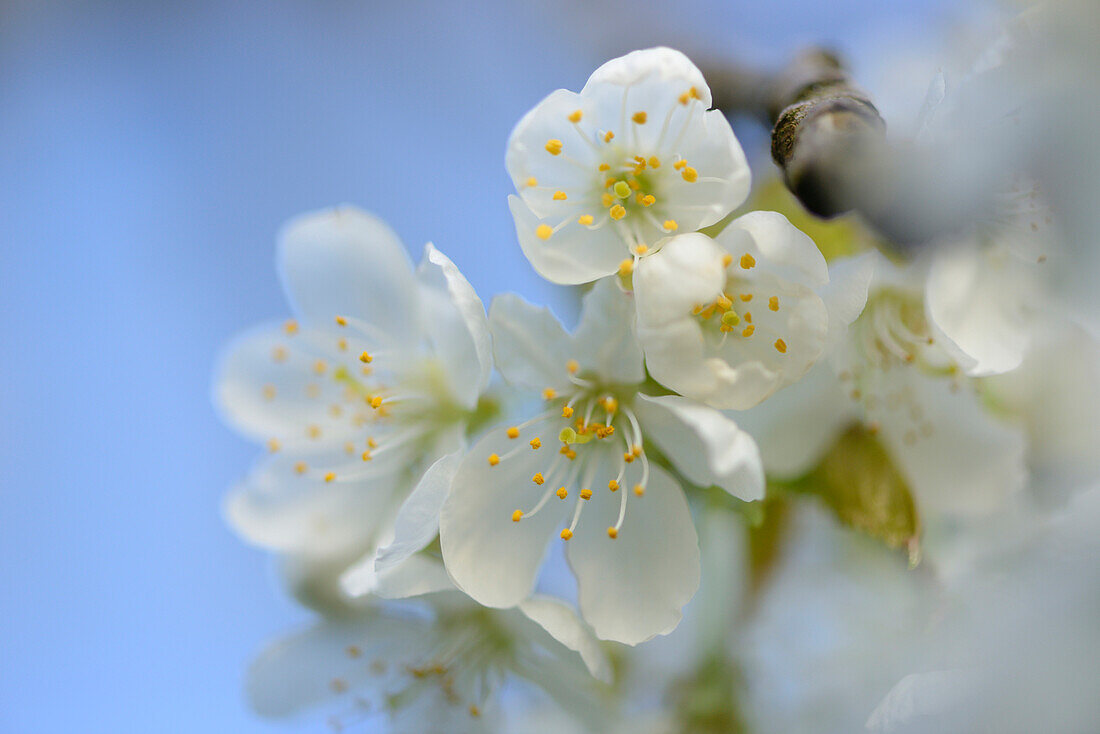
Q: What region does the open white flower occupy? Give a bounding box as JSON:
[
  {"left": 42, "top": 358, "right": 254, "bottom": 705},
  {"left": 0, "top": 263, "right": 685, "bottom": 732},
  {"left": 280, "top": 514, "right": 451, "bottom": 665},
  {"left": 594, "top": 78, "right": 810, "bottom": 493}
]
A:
[
  {"left": 440, "top": 280, "right": 764, "bottom": 645},
  {"left": 633, "top": 211, "right": 860, "bottom": 410},
  {"left": 213, "top": 206, "right": 492, "bottom": 603},
  {"left": 247, "top": 560, "right": 610, "bottom": 732},
  {"left": 506, "top": 47, "right": 750, "bottom": 284},
  {"left": 737, "top": 252, "right": 1027, "bottom": 522}
]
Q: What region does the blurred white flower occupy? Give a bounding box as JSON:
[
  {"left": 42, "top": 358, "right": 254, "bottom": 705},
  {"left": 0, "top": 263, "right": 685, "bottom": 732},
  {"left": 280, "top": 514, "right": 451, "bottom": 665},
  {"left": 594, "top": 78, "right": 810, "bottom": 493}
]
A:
[
  {"left": 213, "top": 206, "right": 492, "bottom": 605},
  {"left": 506, "top": 47, "right": 750, "bottom": 284},
  {"left": 738, "top": 252, "right": 1028, "bottom": 521},
  {"left": 440, "top": 279, "right": 763, "bottom": 644},
  {"left": 633, "top": 212, "right": 864, "bottom": 409},
  {"left": 247, "top": 560, "right": 610, "bottom": 732}
]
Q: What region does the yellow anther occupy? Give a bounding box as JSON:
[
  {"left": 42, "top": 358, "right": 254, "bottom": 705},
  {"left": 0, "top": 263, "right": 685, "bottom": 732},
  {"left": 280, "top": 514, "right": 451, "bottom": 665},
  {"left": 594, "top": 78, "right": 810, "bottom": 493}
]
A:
[
  {"left": 673, "top": 159, "right": 687, "bottom": 171},
  {"left": 568, "top": 109, "right": 583, "bottom": 123},
  {"left": 469, "top": 705, "right": 481, "bottom": 718},
  {"left": 367, "top": 437, "right": 378, "bottom": 449},
  {"left": 742, "top": 324, "right": 756, "bottom": 337},
  {"left": 565, "top": 448, "right": 577, "bottom": 460},
  {"left": 632, "top": 111, "right": 647, "bottom": 124},
  {"left": 623, "top": 452, "right": 635, "bottom": 463},
  {"left": 721, "top": 253, "right": 733, "bottom": 267},
  {"left": 580, "top": 488, "right": 593, "bottom": 500},
  {"left": 607, "top": 527, "right": 618, "bottom": 539},
  {"left": 618, "top": 258, "right": 634, "bottom": 276},
  {"left": 507, "top": 426, "right": 520, "bottom": 439},
  {"left": 545, "top": 139, "right": 563, "bottom": 155},
  {"left": 608, "top": 479, "right": 619, "bottom": 492},
  {"left": 530, "top": 437, "right": 542, "bottom": 450},
  {"left": 324, "top": 472, "right": 336, "bottom": 483},
  {"left": 294, "top": 461, "right": 307, "bottom": 475},
  {"left": 603, "top": 130, "right": 614, "bottom": 143},
  {"left": 271, "top": 346, "right": 287, "bottom": 362},
  {"left": 740, "top": 253, "right": 756, "bottom": 269},
  {"left": 648, "top": 156, "right": 661, "bottom": 168},
  {"left": 604, "top": 176, "right": 618, "bottom": 189},
  {"left": 567, "top": 359, "right": 579, "bottom": 374},
  {"left": 488, "top": 453, "right": 500, "bottom": 466},
  {"left": 262, "top": 384, "right": 276, "bottom": 400},
  {"left": 633, "top": 444, "right": 643, "bottom": 457},
  {"left": 598, "top": 162, "right": 611, "bottom": 171},
  {"left": 307, "top": 424, "right": 321, "bottom": 439},
  {"left": 512, "top": 510, "right": 523, "bottom": 522},
  {"left": 552, "top": 190, "right": 568, "bottom": 201},
  {"left": 774, "top": 338, "right": 788, "bottom": 353},
  {"left": 359, "top": 351, "right": 373, "bottom": 363},
  {"left": 267, "top": 438, "right": 281, "bottom": 453},
  {"left": 613, "top": 180, "right": 631, "bottom": 199},
  {"left": 560, "top": 528, "right": 573, "bottom": 540},
  {"left": 641, "top": 194, "right": 656, "bottom": 207},
  {"left": 715, "top": 294, "right": 732, "bottom": 310},
  {"left": 334, "top": 315, "right": 347, "bottom": 327},
  {"left": 721, "top": 311, "right": 741, "bottom": 326},
  {"left": 769, "top": 296, "right": 780, "bottom": 311},
  {"left": 535, "top": 224, "right": 553, "bottom": 240},
  {"left": 556, "top": 487, "right": 568, "bottom": 499},
  {"left": 681, "top": 167, "right": 698, "bottom": 182},
  {"left": 627, "top": 178, "right": 640, "bottom": 190},
  {"left": 634, "top": 484, "right": 645, "bottom": 496},
  {"left": 362, "top": 450, "right": 373, "bottom": 461},
  {"left": 740, "top": 293, "right": 753, "bottom": 302},
  {"left": 634, "top": 244, "right": 649, "bottom": 255},
  {"left": 610, "top": 204, "right": 626, "bottom": 220},
  {"left": 368, "top": 395, "right": 382, "bottom": 409},
  {"left": 744, "top": 311, "right": 752, "bottom": 323},
  {"left": 532, "top": 472, "right": 545, "bottom": 485},
  {"left": 337, "top": 337, "right": 347, "bottom": 351},
  {"left": 543, "top": 387, "right": 557, "bottom": 400},
  {"left": 720, "top": 324, "right": 732, "bottom": 333},
  {"left": 578, "top": 214, "right": 594, "bottom": 226},
  {"left": 601, "top": 192, "right": 615, "bottom": 208},
  {"left": 690, "top": 86, "right": 700, "bottom": 99},
  {"left": 283, "top": 319, "right": 298, "bottom": 335},
  {"left": 663, "top": 219, "right": 678, "bottom": 231},
  {"left": 313, "top": 359, "right": 327, "bottom": 375},
  {"left": 679, "top": 91, "right": 691, "bottom": 105},
  {"left": 602, "top": 396, "right": 618, "bottom": 412},
  {"left": 562, "top": 405, "right": 574, "bottom": 418},
  {"left": 525, "top": 176, "right": 538, "bottom": 187}
]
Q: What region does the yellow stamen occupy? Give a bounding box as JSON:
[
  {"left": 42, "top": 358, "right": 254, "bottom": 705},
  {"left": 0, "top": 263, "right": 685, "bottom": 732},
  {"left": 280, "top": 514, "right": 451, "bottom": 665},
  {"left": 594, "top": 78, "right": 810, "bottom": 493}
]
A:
[
  {"left": 267, "top": 438, "right": 281, "bottom": 453},
  {"left": 507, "top": 426, "right": 520, "bottom": 439},
  {"left": 623, "top": 452, "right": 635, "bottom": 463},
  {"left": 525, "top": 176, "right": 537, "bottom": 187},
  {"left": 634, "top": 244, "right": 649, "bottom": 255},
  {"left": 648, "top": 156, "right": 660, "bottom": 168},
  {"left": 681, "top": 167, "right": 698, "bottom": 182},
  {"left": 775, "top": 338, "right": 788, "bottom": 353},
  {"left": 632, "top": 111, "right": 647, "bottom": 124},
  {"left": 532, "top": 472, "right": 545, "bottom": 485},
  {"left": 607, "top": 527, "right": 618, "bottom": 539},
  {"left": 578, "top": 214, "right": 594, "bottom": 226},
  {"left": 556, "top": 487, "right": 568, "bottom": 499},
  {"left": 740, "top": 293, "right": 753, "bottom": 302},
  {"left": 567, "top": 109, "right": 583, "bottom": 123},
  {"left": 744, "top": 311, "right": 753, "bottom": 323},
  {"left": 560, "top": 528, "right": 573, "bottom": 540},
  {"left": 740, "top": 253, "right": 756, "bottom": 269},
  {"left": 488, "top": 453, "right": 500, "bottom": 466},
  {"left": 742, "top": 324, "right": 755, "bottom": 337},
  {"left": 562, "top": 405, "right": 574, "bottom": 418},
  {"left": 634, "top": 484, "right": 645, "bottom": 496},
  {"left": 535, "top": 224, "right": 553, "bottom": 240},
  {"left": 543, "top": 387, "right": 557, "bottom": 400},
  {"left": 324, "top": 472, "right": 336, "bottom": 482},
  {"left": 545, "top": 139, "right": 563, "bottom": 155},
  {"left": 337, "top": 337, "right": 347, "bottom": 351},
  {"left": 512, "top": 510, "right": 523, "bottom": 522},
  {"left": 673, "top": 159, "right": 687, "bottom": 170},
  {"left": 362, "top": 451, "right": 372, "bottom": 461},
  {"left": 567, "top": 359, "right": 579, "bottom": 374},
  {"left": 663, "top": 219, "right": 678, "bottom": 231},
  {"left": 721, "top": 253, "right": 733, "bottom": 267},
  {"left": 334, "top": 315, "right": 347, "bottom": 326},
  {"left": 598, "top": 163, "right": 611, "bottom": 171},
  {"left": 618, "top": 258, "right": 634, "bottom": 276},
  {"left": 715, "top": 294, "right": 732, "bottom": 310},
  {"left": 640, "top": 194, "right": 656, "bottom": 207},
  {"left": 601, "top": 192, "right": 615, "bottom": 208},
  {"left": 294, "top": 461, "right": 307, "bottom": 474},
  {"left": 608, "top": 480, "right": 619, "bottom": 492},
  {"left": 369, "top": 396, "right": 383, "bottom": 409},
  {"left": 552, "top": 191, "right": 567, "bottom": 201},
  {"left": 359, "top": 351, "right": 373, "bottom": 363},
  {"left": 633, "top": 444, "right": 643, "bottom": 457},
  {"left": 603, "top": 131, "right": 614, "bottom": 143},
  {"left": 610, "top": 204, "right": 626, "bottom": 220},
  {"left": 313, "top": 359, "right": 327, "bottom": 375},
  {"left": 580, "top": 488, "right": 593, "bottom": 500},
  {"left": 469, "top": 705, "right": 481, "bottom": 718},
  {"left": 367, "top": 437, "right": 378, "bottom": 448},
  {"left": 283, "top": 319, "right": 298, "bottom": 335},
  {"left": 769, "top": 296, "right": 780, "bottom": 311},
  {"left": 307, "top": 424, "right": 321, "bottom": 439},
  {"left": 529, "top": 437, "right": 542, "bottom": 450}
]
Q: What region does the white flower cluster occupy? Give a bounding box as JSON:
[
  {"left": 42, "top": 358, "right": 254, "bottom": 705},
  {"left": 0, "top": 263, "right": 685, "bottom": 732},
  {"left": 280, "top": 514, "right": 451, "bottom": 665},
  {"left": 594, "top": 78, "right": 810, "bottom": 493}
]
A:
[{"left": 213, "top": 48, "right": 1100, "bottom": 731}]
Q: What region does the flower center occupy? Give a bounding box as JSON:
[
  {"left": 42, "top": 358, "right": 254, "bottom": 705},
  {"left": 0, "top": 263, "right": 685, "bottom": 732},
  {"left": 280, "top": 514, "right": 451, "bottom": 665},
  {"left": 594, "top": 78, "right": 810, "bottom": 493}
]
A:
[
  {"left": 488, "top": 360, "right": 649, "bottom": 541},
  {"left": 691, "top": 253, "right": 790, "bottom": 355}
]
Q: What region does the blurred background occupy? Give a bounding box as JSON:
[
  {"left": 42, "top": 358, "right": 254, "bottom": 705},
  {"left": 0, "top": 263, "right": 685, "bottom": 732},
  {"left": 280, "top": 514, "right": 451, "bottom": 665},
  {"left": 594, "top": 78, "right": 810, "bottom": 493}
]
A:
[{"left": 0, "top": 0, "right": 981, "bottom": 730}]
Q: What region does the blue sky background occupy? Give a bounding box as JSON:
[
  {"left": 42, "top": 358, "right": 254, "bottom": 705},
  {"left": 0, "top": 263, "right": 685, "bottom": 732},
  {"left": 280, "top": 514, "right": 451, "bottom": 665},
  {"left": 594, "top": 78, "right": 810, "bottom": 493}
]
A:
[{"left": 0, "top": 1, "right": 971, "bottom": 730}]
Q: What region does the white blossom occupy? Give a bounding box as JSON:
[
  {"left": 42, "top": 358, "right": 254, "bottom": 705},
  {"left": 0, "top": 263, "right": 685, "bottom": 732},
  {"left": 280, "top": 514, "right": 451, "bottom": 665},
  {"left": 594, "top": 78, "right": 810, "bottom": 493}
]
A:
[
  {"left": 505, "top": 47, "right": 750, "bottom": 284},
  {"left": 440, "top": 280, "right": 763, "bottom": 645}
]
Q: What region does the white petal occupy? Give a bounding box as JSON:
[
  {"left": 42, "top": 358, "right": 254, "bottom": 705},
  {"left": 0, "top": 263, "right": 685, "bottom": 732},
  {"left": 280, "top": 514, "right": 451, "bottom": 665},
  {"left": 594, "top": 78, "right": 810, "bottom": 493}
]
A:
[
  {"left": 573, "top": 278, "right": 645, "bottom": 385},
  {"left": 341, "top": 553, "right": 455, "bottom": 600},
  {"left": 926, "top": 242, "right": 1030, "bottom": 376},
  {"left": 583, "top": 47, "right": 711, "bottom": 107},
  {"left": 488, "top": 292, "right": 574, "bottom": 392},
  {"left": 373, "top": 450, "right": 462, "bottom": 574},
  {"left": 715, "top": 210, "right": 829, "bottom": 286},
  {"left": 659, "top": 109, "right": 751, "bottom": 230},
  {"left": 213, "top": 322, "right": 361, "bottom": 448},
  {"left": 566, "top": 463, "right": 699, "bottom": 644},
  {"left": 634, "top": 232, "right": 726, "bottom": 326},
  {"left": 277, "top": 206, "right": 419, "bottom": 344},
  {"left": 508, "top": 195, "right": 625, "bottom": 285},
  {"left": 821, "top": 251, "right": 876, "bottom": 349},
  {"left": 732, "top": 363, "right": 855, "bottom": 478},
  {"left": 635, "top": 394, "right": 764, "bottom": 500},
  {"left": 880, "top": 371, "right": 1026, "bottom": 517},
  {"left": 518, "top": 595, "right": 612, "bottom": 683},
  {"left": 439, "top": 426, "right": 569, "bottom": 608},
  {"left": 416, "top": 243, "right": 492, "bottom": 408},
  {"left": 224, "top": 448, "right": 403, "bottom": 560}
]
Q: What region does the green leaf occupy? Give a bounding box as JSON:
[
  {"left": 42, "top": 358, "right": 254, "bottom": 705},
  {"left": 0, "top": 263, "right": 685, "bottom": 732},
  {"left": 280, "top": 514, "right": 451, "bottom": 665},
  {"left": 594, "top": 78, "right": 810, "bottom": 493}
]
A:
[{"left": 798, "top": 424, "right": 922, "bottom": 564}]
